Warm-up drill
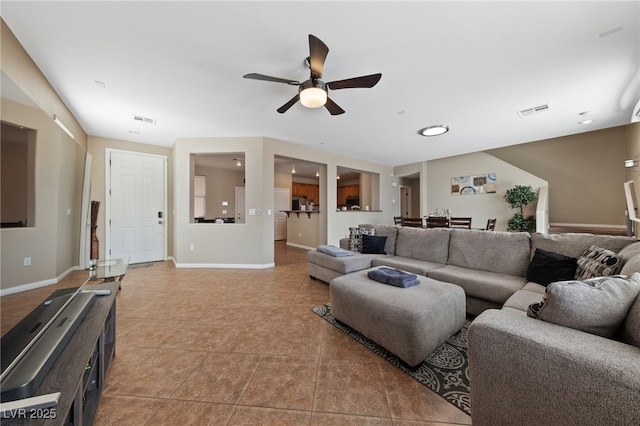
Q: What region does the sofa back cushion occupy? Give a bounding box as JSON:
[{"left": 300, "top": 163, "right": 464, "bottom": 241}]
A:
[
  {"left": 394, "top": 227, "right": 450, "bottom": 264},
  {"left": 447, "top": 230, "right": 531, "bottom": 276},
  {"left": 360, "top": 224, "right": 400, "bottom": 255},
  {"left": 531, "top": 233, "right": 637, "bottom": 259}
]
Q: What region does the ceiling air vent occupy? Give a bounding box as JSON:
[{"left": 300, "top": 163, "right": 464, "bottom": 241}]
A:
[
  {"left": 517, "top": 103, "right": 551, "bottom": 118},
  {"left": 133, "top": 115, "right": 156, "bottom": 125}
]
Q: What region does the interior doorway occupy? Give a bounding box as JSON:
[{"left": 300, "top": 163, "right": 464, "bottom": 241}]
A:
[
  {"left": 400, "top": 186, "right": 412, "bottom": 218},
  {"left": 274, "top": 188, "right": 289, "bottom": 240}
]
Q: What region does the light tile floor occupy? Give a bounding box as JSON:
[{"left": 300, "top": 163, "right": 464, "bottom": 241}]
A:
[{"left": 1, "top": 242, "right": 471, "bottom": 425}]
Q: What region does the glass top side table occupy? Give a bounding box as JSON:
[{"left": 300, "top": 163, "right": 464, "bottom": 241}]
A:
[{"left": 88, "top": 258, "right": 130, "bottom": 282}]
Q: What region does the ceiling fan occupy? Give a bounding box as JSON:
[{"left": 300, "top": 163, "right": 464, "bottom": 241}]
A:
[{"left": 243, "top": 34, "right": 381, "bottom": 115}]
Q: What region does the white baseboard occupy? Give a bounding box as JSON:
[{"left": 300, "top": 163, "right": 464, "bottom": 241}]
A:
[
  {"left": 285, "top": 242, "right": 315, "bottom": 251},
  {"left": 174, "top": 262, "right": 275, "bottom": 269},
  {"left": 0, "top": 266, "right": 80, "bottom": 296},
  {"left": 549, "top": 222, "right": 626, "bottom": 229}
]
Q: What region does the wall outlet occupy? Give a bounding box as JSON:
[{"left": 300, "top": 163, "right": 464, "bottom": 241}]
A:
[
  {"left": 189, "top": 244, "right": 195, "bottom": 251},
  {"left": 222, "top": 209, "right": 227, "bottom": 214},
  {"left": 24, "top": 257, "right": 32, "bottom": 266},
  {"left": 298, "top": 232, "right": 302, "bottom": 238}
]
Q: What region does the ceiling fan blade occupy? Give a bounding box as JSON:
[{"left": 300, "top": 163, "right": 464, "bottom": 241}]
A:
[
  {"left": 327, "top": 73, "right": 382, "bottom": 90},
  {"left": 309, "top": 34, "right": 329, "bottom": 79},
  {"left": 277, "top": 94, "right": 300, "bottom": 114},
  {"left": 243, "top": 73, "right": 299, "bottom": 85},
  {"left": 324, "top": 97, "right": 345, "bottom": 115}
]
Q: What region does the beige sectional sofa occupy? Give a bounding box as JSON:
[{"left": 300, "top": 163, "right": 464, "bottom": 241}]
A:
[{"left": 307, "top": 224, "right": 640, "bottom": 424}]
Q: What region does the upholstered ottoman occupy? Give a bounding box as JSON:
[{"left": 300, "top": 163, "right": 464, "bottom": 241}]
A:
[{"left": 330, "top": 267, "right": 466, "bottom": 367}]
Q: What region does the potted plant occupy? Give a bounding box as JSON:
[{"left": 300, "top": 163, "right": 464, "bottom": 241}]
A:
[{"left": 504, "top": 185, "right": 538, "bottom": 232}]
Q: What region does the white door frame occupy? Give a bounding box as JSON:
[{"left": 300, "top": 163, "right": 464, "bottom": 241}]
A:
[{"left": 105, "top": 148, "right": 168, "bottom": 261}]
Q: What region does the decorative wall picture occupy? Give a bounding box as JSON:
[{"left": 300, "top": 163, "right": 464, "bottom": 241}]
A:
[{"left": 451, "top": 173, "right": 497, "bottom": 195}]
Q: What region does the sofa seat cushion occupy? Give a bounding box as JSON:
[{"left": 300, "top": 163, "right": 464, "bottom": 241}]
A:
[
  {"left": 428, "top": 265, "right": 526, "bottom": 304},
  {"left": 447, "top": 229, "right": 531, "bottom": 276},
  {"left": 531, "top": 232, "right": 637, "bottom": 259},
  {"left": 394, "top": 227, "right": 451, "bottom": 264},
  {"left": 306, "top": 250, "right": 382, "bottom": 274},
  {"left": 372, "top": 256, "right": 445, "bottom": 276},
  {"left": 503, "top": 289, "right": 545, "bottom": 312}
]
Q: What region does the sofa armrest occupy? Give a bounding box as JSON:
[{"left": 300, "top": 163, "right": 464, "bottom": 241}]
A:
[{"left": 468, "top": 309, "right": 640, "bottom": 426}]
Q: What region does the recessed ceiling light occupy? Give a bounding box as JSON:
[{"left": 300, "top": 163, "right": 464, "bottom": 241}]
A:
[
  {"left": 578, "top": 119, "right": 595, "bottom": 124},
  {"left": 418, "top": 125, "right": 449, "bottom": 137}
]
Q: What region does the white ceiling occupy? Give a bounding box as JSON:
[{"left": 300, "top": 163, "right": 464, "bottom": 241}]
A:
[{"left": 2, "top": 1, "right": 639, "bottom": 167}]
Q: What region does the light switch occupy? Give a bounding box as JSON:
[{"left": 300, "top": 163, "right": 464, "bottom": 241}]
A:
[
  {"left": 249, "top": 208, "right": 256, "bottom": 216},
  {"left": 222, "top": 209, "right": 227, "bottom": 214}
]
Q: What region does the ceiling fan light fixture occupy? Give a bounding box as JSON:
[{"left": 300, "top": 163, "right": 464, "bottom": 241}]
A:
[
  {"left": 419, "top": 125, "right": 449, "bottom": 137},
  {"left": 300, "top": 87, "right": 327, "bottom": 108}
]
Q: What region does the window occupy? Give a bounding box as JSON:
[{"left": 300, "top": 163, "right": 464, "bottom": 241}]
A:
[{"left": 194, "top": 175, "right": 206, "bottom": 219}]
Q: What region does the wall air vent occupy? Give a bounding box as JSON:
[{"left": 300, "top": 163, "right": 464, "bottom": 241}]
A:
[
  {"left": 133, "top": 115, "right": 156, "bottom": 125},
  {"left": 517, "top": 103, "right": 551, "bottom": 118}
]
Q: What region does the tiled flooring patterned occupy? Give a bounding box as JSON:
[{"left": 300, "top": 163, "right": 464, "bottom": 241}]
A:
[{"left": 1, "top": 242, "right": 471, "bottom": 425}]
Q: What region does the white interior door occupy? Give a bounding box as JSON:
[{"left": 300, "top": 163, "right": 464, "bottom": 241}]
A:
[
  {"left": 274, "top": 187, "right": 289, "bottom": 240},
  {"left": 235, "top": 187, "right": 245, "bottom": 223},
  {"left": 108, "top": 150, "right": 166, "bottom": 263}
]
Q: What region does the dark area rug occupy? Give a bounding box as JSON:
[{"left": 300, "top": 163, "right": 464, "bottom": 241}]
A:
[{"left": 312, "top": 303, "right": 471, "bottom": 416}]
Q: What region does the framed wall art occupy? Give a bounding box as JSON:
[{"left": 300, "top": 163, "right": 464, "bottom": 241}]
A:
[{"left": 451, "top": 173, "right": 496, "bottom": 195}]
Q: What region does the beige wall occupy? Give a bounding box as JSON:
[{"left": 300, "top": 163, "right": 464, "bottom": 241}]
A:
[
  {"left": 1, "top": 19, "right": 89, "bottom": 292},
  {"left": 0, "top": 99, "right": 85, "bottom": 291},
  {"left": 488, "top": 125, "right": 630, "bottom": 226},
  {"left": 425, "top": 152, "right": 548, "bottom": 231}
]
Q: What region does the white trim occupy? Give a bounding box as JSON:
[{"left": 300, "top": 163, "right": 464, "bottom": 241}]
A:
[
  {"left": 624, "top": 180, "right": 640, "bottom": 223},
  {"left": 0, "top": 266, "right": 80, "bottom": 296},
  {"left": 549, "top": 222, "right": 627, "bottom": 229},
  {"left": 285, "top": 242, "right": 315, "bottom": 251},
  {"left": 174, "top": 262, "right": 275, "bottom": 269}
]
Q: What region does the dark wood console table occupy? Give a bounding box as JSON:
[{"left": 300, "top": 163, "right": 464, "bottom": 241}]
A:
[{"left": 2, "top": 282, "right": 118, "bottom": 426}]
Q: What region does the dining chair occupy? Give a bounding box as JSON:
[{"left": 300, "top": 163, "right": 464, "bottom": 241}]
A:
[
  {"left": 401, "top": 217, "right": 424, "bottom": 227},
  {"left": 450, "top": 217, "right": 472, "bottom": 229},
  {"left": 426, "top": 217, "right": 450, "bottom": 228},
  {"left": 393, "top": 216, "right": 403, "bottom": 225},
  {"left": 485, "top": 218, "right": 497, "bottom": 231}
]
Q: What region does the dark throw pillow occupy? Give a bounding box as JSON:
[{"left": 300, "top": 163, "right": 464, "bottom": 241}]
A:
[
  {"left": 526, "top": 248, "right": 578, "bottom": 286},
  {"left": 361, "top": 235, "right": 388, "bottom": 254}
]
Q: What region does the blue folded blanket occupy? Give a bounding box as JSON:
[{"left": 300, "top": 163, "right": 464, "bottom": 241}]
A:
[
  {"left": 368, "top": 267, "right": 420, "bottom": 288},
  {"left": 317, "top": 245, "right": 354, "bottom": 257}
]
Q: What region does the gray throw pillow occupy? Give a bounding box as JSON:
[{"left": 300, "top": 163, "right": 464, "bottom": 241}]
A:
[
  {"left": 621, "top": 293, "right": 640, "bottom": 347},
  {"left": 527, "top": 273, "right": 640, "bottom": 338},
  {"left": 575, "top": 245, "right": 623, "bottom": 280}
]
